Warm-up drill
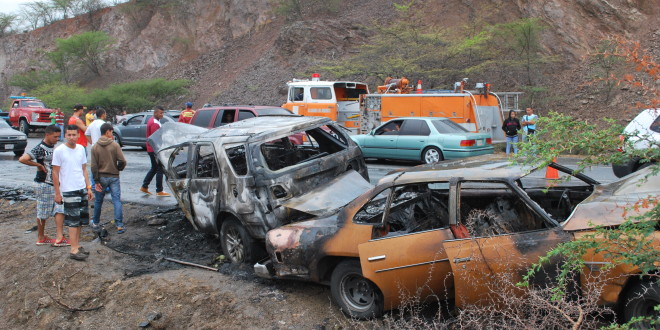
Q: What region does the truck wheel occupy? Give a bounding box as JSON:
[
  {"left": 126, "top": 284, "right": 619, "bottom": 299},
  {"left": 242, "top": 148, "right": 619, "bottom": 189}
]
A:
[
  {"left": 220, "top": 218, "right": 254, "bottom": 264},
  {"left": 422, "top": 146, "right": 443, "bottom": 164},
  {"left": 113, "top": 133, "right": 122, "bottom": 147},
  {"left": 330, "top": 259, "right": 383, "bottom": 319},
  {"left": 19, "top": 119, "right": 29, "bottom": 136},
  {"left": 623, "top": 280, "right": 660, "bottom": 326}
]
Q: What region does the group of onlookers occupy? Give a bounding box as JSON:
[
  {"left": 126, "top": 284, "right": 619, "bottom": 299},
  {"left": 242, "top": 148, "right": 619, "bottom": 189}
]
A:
[{"left": 502, "top": 107, "right": 538, "bottom": 155}]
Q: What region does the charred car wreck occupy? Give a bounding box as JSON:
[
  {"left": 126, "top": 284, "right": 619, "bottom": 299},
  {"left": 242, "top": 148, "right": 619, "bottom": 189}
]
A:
[
  {"left": 149, "top": 116, "right": 369, "bottom": 263},
  {"left": 256, "top": 155, "right": 659, "bottom": 321}
]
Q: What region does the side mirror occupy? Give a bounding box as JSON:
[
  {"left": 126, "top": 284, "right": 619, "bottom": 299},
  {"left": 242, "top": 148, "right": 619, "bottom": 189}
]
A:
[
  {"left": 122, "top": 121, "right": 128, "bottom": 126},
  {"left": 370, "top": 129, "right": 375, "bottom": 135}
]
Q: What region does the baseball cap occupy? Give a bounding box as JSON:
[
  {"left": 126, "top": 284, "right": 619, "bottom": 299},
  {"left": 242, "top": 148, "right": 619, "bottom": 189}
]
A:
[{"left": 185, "top": 102, "right": 193, "bottom": 107}]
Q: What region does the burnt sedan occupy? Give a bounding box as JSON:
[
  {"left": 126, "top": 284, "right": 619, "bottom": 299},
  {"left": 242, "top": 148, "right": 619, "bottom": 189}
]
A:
[
  {"left": 256, "top": 155, "right": 659, "bottom": 321},
  {"left": 149, "top": 116, "right": 369, "bottom": 264}
]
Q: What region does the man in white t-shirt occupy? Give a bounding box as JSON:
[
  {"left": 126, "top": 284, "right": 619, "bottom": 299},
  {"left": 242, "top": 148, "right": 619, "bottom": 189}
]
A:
[{"left": 53, "top": 125, "right": 94, "bottom": 261}]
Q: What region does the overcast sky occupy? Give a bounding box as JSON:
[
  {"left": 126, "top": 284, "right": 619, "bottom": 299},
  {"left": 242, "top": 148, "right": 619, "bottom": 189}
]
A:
[{"left": 0, "top": 0, "right": 32, "bottom": 14}]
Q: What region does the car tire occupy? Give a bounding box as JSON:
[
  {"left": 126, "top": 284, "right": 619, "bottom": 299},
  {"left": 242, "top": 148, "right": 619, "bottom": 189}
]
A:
[
  {"left": 19, "top": 119, "right": 29, "bottom": 136},
  {"left": 612, "top": 158, "right": 637, "bottom": 178},
  {"left": 14, "top": 149, "right": 24, "bottom": 157},
  {"left": 422, "top": 146, "right": 443, "bottom": 164},
  {"left": 113, "top": 133, "right": 122, "bottom": 147},
  {"left": 220, "top": 218, "right": 255, "bottom": 264},
  {"left": 622, "top": 280, "right": 660, "bottom": 326},
  {"left": 330, "top": 259, "right": 383, "bottom": 319}
]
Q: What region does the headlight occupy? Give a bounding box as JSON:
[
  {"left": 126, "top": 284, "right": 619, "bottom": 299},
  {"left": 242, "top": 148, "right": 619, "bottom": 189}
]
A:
[
  {"left": 16, "top": 135, "right": 27, "bottom": 140},
  {"left": 32, "top": 112, "right": 38, "bottom": 121}
]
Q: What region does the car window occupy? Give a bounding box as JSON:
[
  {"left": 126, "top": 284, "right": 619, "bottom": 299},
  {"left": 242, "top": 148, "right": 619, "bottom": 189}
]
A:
[
  {"left": 213, "top": 110, "right": 236, "bottom": 127},
  {"left": 255, "top": 108, "right": 293, "bottom": 116},
  {"left": 375, "top": 120, "right": 403, "bottom": 135},
  {"left": 383, "top": 183, "right": 450, "bottom": 234},
  {"left": 193, "top": 110, "right": 215, "bottom": 128},
  {"left": 161, "top": 116, "right": 172, "bottom": 123},
  {"left": 399, "top": 119, "right": 431, "bottom": 136},
  {"left": 290, "top": 87, "right": 304, "bottom": 101},
  {"left": 432, "top": 119, "right": 469, "bottom": 133},
  {"left": 195, "top": 144, "right": 219, "bottom": 178},
  {"left": 238, "top": 110, "right": 256, "bottom": 121},
  {"left": 459, "top": 181, "right": 548, "bottom": 237},
  {"left": 127, "top": 115, "right": 144, "bottom": 126},
  {"left": 169, "top": 145, "right": 190, "bottom": 179},
  {"left": 651, "top": 114, "right": 660, "bottom": 133},
  {"left": 226, "top": 145, "right": 248, "bottom": 176},
  {"left": 260, "top": 125, "right": 347, "bottom": 171},
  {"left": 353, "top": 188, "right": 392, "bottom": 224},
  {"left": 310, "top": 87, "right": 332, "bottom": 100}
]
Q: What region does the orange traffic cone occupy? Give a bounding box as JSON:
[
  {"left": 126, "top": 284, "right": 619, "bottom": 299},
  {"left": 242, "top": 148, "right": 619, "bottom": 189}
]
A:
[
  {"left": 545, "top": 157, "right": 559, "bottom": 179},
  {"left": 416, "top": 80, "right": 422, "bottom": 94}
]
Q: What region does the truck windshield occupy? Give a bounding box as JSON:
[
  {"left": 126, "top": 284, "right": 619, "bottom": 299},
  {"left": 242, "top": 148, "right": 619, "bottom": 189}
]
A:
[{"left": 25, "top": 101, "right": 46, "bottom": 108}]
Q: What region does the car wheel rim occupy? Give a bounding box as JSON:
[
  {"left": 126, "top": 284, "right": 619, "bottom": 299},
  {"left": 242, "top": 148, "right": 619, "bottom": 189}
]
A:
[
  {"left": 225, "top": 227, "right": 244, "bottom": 262},
  {"left": 425, "top": 149, "right": 439, "bottom": 164},
  {"left": 340, "top": 273, "right": 374, "bottom": 313}
]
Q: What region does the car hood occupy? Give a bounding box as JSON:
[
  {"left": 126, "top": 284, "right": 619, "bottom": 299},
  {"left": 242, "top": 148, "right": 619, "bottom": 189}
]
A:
[
  {"left": 283, "top": 170, "right": 374, "bottom": 217},
  {"left": 148, "top": 122, "right": 208, "bottom": 156},
  {"left": 0, "top": 127, "right": 25, "bottom": 137},
  {"left": 563, "top": 167, "right": 659, "bottom": 231}
]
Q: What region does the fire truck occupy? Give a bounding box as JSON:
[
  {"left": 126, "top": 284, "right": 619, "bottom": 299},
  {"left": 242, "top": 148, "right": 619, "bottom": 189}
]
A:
[
  {"left": 359, "top": 78, "right": 507, "bottom": 142},
  {"left": 281, "top": 73, "right": 369, "bottom": 133},
  {"left": 8, "top": 96, "right": 57, "bottom": 135}
]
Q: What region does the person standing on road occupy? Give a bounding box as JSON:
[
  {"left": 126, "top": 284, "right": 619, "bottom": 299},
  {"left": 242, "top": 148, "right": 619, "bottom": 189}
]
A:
[
  {"left": 85, "top": 108, "right": 108, "bottom": 189},
  {"left": 49, "top": 108, "right": 65, "bottom": 140},
  {"left": 85, "top": 107, "right": 96, "bottom": 127},
  {"left": 18, "top": 125, "right": 69, "bottom": 247},
  {"left": 91, "top": 123, "right": 127, "bottom": 234},
  {"left": 178, "top": 102, "right": 195, "bottom": 124},
  {"left": 52, "top": 125, "right": 94, "bottom": 261},
  {"left": 141, "top": 106, "right": 170, "bottom": 197},
  {"left": 521, "top": 107, "right": 538, "bottom": 142},
  {"left": 69, "top": 104, "right": 88, "bottom": 148},
  {"left": 502, "top": 110, "right": 521, "bottom": 155}
]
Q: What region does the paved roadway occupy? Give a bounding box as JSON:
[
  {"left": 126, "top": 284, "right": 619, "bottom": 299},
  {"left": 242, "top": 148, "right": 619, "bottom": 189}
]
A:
[{"left": 0, "top": 137, "right": 619, "bottom": 207}]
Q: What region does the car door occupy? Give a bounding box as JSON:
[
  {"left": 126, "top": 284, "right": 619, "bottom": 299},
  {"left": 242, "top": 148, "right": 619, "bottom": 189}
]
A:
[
  {"left": 162, "top": 143, "right": 196, "bottom": 226},
  {"left": 188, "top": 143, "right": 222, "bottom": 233},
  {"left": 357, "top": 182, "right": 455, "bottom": 310},
  {"left": 122, "top": 115, "right": 146, "bottom": 144},
  {"left": 442, "top": 180, "right": 570, "bottom": 308},
  {"left": 359, "top": 120, "right": 403, "bottom": 158},
  {"left": 396, "top": 119, "right": 430, "bottom": 160}
]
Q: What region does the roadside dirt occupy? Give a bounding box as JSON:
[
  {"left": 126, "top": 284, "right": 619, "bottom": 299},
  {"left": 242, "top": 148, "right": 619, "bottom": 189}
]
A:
[{"left": 0, "top": 194, "right": 356, "bottom": 329}]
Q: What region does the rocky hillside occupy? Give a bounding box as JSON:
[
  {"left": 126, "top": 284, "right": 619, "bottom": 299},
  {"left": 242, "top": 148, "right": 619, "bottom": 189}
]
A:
[{"left": 0, "top": 0, "right": 657, "bottom": 120}]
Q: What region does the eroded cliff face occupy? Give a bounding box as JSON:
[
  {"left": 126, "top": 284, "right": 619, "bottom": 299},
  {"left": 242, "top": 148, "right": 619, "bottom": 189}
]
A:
[{"left": 0, "top": 0, "right": 656, "bottom": 114}]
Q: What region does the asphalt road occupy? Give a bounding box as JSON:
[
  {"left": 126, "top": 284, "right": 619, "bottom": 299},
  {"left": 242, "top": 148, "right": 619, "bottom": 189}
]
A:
[{"left": 0, "top": 137, "right": 619, "bottom": 206}]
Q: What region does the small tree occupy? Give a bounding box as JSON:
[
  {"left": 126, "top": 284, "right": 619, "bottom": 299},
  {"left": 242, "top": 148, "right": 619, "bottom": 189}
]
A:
[
  {"left": 53, "top": 31, "right": 114, "bottom": 76},
  {"left": 0, "top": 13, "right": 17, "bottom": 37}
]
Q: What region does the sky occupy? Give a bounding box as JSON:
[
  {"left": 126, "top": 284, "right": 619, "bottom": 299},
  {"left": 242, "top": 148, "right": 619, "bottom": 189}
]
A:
[{"left": 0, "top": 0, "right": 33, "bottom": 15}]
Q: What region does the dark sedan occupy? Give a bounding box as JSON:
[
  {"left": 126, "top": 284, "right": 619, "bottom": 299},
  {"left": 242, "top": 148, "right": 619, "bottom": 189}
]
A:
[
  {"left": 113, "top": 110, "right": 180, "bottom": 149},
  {"left": 0, "top": 120, "right": 28, "bottom": 156}
]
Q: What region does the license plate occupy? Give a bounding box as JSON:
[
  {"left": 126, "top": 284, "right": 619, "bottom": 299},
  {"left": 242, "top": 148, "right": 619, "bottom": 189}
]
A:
[
  {"left": 4, "top": 144, "right": 12, "bottom": 149},
  {"left": 476, "top": 140, "right": 483, "bottom": 146}
]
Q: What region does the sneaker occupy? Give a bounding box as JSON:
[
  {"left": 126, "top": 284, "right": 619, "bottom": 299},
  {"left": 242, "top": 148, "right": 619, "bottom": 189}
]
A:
[
  {"left": 69, "top": 250, "right": 88, "bottom": 261},
  {"left": 36, "top": 237, "right": 56, "bottom": 246},
  {"left": 117, "top": 227, "right": 125, "bottom": 234},
  {"left": 52, "top": 237, "right": 70, "bottom": 247},
  {"left": 140, "top": 187, "right": 152, "bottom": 195},
  {"left": 156, "top": 191, "right": 171, "bottom": 197}
]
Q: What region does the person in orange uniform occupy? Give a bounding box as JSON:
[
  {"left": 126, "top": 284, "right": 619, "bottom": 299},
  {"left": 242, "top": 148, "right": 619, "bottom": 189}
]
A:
[
  {"left": 68, "top": 104, "right": 88, "bottom": 148},
  {"left": 178, "top": 102, "right": 195, "bottom": 124}
]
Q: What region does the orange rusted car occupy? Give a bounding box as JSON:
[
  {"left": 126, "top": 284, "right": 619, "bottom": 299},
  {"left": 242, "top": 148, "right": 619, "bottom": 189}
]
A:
[{"left": 255, "top": 155, "right": 659, "bottom": 320}]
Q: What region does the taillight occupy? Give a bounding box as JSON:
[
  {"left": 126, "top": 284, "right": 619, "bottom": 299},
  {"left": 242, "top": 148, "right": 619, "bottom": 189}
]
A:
[
  {"left": 460, "top": 139, "right": 476, "bottom": 147},
  {"left": 486, "top": 138, "right": 492, "bottom": 145}
]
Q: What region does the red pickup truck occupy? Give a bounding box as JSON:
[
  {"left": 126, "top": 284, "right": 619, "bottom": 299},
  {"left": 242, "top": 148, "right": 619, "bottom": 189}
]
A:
[{"left": 8, "top": 96, "right": 56, "bottom": 135}]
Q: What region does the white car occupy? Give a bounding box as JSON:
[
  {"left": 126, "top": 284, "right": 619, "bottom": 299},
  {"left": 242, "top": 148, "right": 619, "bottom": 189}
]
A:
[{"left": 612, "top": 108, "right": 660, "bottom": 177}]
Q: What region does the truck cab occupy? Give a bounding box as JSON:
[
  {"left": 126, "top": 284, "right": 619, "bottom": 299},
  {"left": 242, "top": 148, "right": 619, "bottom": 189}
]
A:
[
  {"left": 282, "top": 74, "right": 369, "bottom": 133},
  {"left": 8, "top": 96, "right": 56, "bottom": 135}
]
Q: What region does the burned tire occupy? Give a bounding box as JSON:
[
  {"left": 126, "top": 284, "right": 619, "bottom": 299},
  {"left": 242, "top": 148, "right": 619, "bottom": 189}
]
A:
[
  {"left": 330, "top": 259, "right": 383, "bottom": 319},
  {"left": 623, "top": 280, "right": 660, "bottom": 327},
  {"left": 220, "top": 218, "right": 255, "bottom": 264},
  {"left": 422, "top": 146, "right": 443, "bottom": 164},
  {"left": 19, "top": 119, "right": 29, "bottom": 136}
]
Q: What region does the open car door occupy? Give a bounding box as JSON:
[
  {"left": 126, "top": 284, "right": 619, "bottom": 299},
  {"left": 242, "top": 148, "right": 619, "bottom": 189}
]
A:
[
  {"left": 187, "top": 143, "right": 222, "bottom": 233},
  {"left": 161, "top": 143, "right": 195, "bottom": 225}
]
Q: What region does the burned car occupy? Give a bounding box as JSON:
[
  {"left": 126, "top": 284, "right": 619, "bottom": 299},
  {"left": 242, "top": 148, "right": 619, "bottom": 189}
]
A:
[
  {"left": 256, "top": 155, "right": 659, "bottom": 320},
  {"left": 149, "top": 116, "right": 369, "bottom": 263}
]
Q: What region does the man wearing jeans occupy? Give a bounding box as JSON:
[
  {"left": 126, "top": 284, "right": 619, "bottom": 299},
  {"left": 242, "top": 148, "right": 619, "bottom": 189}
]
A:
[
  {"left": 53, "top": 125, "right": 94, "bottom": 261},
  {"left": 91, "top": 123, "right": 127, "bottom": 233},
  {"left": 140, "top": 106, "right": 170, "bottom": 196}
]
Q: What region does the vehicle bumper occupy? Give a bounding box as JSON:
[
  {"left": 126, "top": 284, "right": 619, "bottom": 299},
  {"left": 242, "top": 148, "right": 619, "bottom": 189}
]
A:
[
  {"left": 0, "top": 140, "right": 28, "bottom": 152},
  {"left": 444, "top": 147, "right": 494, "bottom": 159},
  {"left": 28, "top": 122, "right": 54, "bottom": 127}
]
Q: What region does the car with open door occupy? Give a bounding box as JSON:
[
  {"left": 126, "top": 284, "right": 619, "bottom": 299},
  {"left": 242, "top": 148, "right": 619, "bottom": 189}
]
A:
[
  {"left": 148, "top": 116, "right": 369, "bottom": 264},
  {"left": 256, "top": 155, "right": 659, "bottom": 322}
]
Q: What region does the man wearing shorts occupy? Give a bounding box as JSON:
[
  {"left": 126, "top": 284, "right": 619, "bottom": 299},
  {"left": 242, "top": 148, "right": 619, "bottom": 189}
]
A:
[
  {"left": 53, "top": 125, "right": 94, "bottom": 261},
  {"left": 18, "top": 125, "right": 68, "bottom": 246}
]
